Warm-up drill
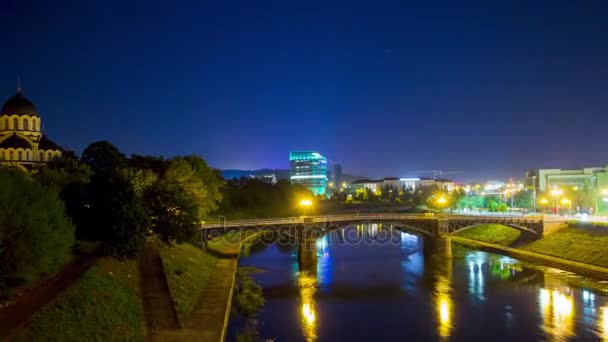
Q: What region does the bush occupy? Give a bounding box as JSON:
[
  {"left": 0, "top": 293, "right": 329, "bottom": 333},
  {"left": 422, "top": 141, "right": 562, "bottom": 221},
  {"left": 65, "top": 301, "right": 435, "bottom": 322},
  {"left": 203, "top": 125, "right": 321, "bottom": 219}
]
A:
[{"left": 0, "top": 169, "right": 75, "bottom": 288}]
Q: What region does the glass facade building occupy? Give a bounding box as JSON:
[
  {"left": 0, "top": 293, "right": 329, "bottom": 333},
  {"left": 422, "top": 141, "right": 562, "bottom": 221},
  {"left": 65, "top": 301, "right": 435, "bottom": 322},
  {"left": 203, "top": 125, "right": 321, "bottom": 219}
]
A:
[{"left": 289, "top": 151, "right": 328, "bottom": 195}]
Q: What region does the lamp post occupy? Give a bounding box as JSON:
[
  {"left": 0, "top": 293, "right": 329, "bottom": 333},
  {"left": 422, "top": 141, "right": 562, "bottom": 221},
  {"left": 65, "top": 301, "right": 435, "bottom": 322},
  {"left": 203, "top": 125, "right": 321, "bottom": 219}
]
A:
[
  {"left": 561, "top": 198, "right": 571, "bottom": 216},
  {"left": 539, "top": 198, "right": 548, "bottom": 214},
  {"left": 550, "top": 188, "right": 563, "bottom": 214}
]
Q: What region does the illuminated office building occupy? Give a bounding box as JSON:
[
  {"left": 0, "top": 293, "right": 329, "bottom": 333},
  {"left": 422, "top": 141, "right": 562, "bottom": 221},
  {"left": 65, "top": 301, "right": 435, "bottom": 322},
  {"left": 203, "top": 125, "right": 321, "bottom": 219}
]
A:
[{"left": 289, "top": 151, "right": 328, "bottom": 195}]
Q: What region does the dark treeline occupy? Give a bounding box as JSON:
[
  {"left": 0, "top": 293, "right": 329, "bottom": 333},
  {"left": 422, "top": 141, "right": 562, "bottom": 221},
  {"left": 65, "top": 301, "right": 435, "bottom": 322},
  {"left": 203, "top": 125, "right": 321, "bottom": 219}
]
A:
[
  {"left": 0, "top": 140, "right": 225, "bottom": 295},
  {"left": 216, "top": 178, "right": 315, "bottom": 219},
  {"left": 0, "top": 140, "right": 316, "bottom": 296}
]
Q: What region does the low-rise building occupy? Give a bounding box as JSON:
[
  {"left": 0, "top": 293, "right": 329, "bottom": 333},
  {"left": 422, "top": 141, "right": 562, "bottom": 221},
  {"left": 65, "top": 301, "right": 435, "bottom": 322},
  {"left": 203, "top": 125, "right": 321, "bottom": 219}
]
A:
[{"left": 537, "top": 167, "right": 608, "bottom": 192}]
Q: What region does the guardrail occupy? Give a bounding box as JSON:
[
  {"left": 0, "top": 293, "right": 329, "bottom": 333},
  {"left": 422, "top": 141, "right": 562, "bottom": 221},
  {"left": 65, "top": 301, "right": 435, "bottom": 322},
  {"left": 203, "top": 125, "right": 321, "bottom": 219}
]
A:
[{"left": 200, "top": 213, "right": 542, "bottom": 230}]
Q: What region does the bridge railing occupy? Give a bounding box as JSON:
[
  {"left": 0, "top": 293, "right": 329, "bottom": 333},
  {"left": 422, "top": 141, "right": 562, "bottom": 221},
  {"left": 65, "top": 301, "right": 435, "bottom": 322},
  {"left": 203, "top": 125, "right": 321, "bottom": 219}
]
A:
[{"left": 200, "top": 213, "right": 542, "bottom": 230}]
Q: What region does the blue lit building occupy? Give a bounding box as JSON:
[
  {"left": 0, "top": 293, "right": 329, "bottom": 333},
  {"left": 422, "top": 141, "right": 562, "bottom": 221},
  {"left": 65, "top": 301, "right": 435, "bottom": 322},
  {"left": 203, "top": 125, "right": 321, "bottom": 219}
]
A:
[{"left": 289, "top": 151, "right": 328, "bottom": 195}]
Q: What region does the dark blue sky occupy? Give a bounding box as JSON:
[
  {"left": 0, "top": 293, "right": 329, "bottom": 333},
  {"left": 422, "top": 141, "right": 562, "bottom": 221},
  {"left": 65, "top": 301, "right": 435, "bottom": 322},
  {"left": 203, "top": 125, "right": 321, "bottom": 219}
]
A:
[{"left": 1, "top": 0, "right": 607, "bottom": 181}]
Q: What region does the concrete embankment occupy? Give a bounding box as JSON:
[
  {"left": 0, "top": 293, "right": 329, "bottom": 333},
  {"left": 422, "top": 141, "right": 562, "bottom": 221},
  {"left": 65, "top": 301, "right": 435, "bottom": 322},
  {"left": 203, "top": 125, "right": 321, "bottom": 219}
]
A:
[
  {"left": 158, "top": 231, "right": 262, "bottom": 341},
  {"left": 451, "top": 236, "right": 608, "bottom": 281}
]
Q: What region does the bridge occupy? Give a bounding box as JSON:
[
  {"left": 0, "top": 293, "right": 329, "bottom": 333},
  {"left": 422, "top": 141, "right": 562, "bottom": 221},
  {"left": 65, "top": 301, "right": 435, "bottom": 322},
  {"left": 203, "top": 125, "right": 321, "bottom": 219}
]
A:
[{"left": 200, "top": 213, "right": 545, "bottom": 240}]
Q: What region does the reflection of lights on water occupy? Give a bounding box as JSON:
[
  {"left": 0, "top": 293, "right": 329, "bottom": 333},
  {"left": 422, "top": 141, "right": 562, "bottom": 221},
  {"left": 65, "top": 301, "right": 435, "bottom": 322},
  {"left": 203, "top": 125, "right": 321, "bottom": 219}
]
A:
[
  {"left": 553, "top": 291, "right": 573, "bottom": 318},
  {"left": 316, "top": 235, "right": 329, "bottom": 257},
  {"left": 582, "top": 290, "right": 595, "bottom": 303},
  {"left": 601, "top": 307, "right": 608, "bottom": 338},
  {"left": 539, "top": 289, "right": 550, "bottom": 308},
  {"left": 538, "top": 288, "right": 575, "bottom": 339},
  {"left": 466, "top": 252, "right": 485, "bottom": 301},
  {"left": 435, "top": 274, "right": 453, "bottom": 338},
  {"left": 368, "top": 223, "right": 379, "bottom": 238},
  {"left": 439, "top": 298, "right": 450, "bottom": 324},
  {"left": 302, "top": 303, "right": 316, "bottom": 325},
  {"left": 299, "top": 273, "right": 318, "bottom": 341}
]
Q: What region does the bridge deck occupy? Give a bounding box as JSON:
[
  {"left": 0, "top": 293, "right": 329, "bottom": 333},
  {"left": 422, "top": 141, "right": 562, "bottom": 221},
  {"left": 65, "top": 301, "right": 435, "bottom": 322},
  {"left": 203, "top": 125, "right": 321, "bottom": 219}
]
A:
[{"left": 201, "top": 213, "right": 543, "bottom": 230}]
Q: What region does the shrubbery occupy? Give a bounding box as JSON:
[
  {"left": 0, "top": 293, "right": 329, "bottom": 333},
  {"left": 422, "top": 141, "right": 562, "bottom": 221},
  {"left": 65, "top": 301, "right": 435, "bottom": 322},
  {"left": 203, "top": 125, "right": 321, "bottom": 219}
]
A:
[{"left": 0, "top": 169, "right": 75, "bottom": 291}]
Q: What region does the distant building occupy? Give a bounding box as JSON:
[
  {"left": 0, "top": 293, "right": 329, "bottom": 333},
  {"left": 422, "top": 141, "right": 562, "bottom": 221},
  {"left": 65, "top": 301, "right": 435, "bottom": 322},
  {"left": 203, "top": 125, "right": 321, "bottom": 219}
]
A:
[
  {"left": 435, "top": 178, "right": 456, "bottom": 192},
  {"left": 289, "top": 151, "right": 328, "bottom": 195},
  {"left": 0, "top": 89, "right": 62, "bottom": 170},
  {"left": 399, "top": 178, "right": 420, "bottom": 190},
  {"left": 250, "top": 173, "right": 277, "bottom": 184},
  {"left": 537, "top": 167, "right": 608, "bottom": 191},
  {"left": 350, "top": 177, "right": 456, "bottom": 193},
  {"left": 328, "top": 163, "right": 343, "bottom": 188}
]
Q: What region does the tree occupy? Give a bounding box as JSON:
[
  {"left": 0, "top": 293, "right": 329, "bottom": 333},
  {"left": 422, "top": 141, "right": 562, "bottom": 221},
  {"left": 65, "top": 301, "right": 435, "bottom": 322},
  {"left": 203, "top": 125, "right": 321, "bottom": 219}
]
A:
[
  {"left": 35, "top": 153, "right": 92, "bottom": 240},
  {"left": 81, "top": 141, "right": 126, "bottom": 174},
  {"left": 135, "top": 156, "right": 224, "bottom": 242},
  {"left": 145, "top": 179, "right": 199, "bottom": 242},
  {"left": 0, "top": 169, "right": 75, "bottom": 290},
  {"left": 80, "top": 141, "right": 149, "bottom": 257},
  {"left": 88, "top": 171, "right": 149, "bottom": 257}
]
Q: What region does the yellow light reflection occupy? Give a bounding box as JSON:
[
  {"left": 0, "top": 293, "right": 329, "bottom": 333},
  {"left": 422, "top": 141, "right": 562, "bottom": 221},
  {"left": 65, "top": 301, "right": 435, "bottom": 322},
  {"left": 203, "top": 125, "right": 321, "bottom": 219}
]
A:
[
  {"left": 600, "top": 307, "right": 608, "bottom": 340},
  {"left": 439, "top": 298, "right": 450, "bottom": 324},
  {"left": 302, "top": 303, "right": 315, "bottom": 325},
  {"left": 436, "top": 277, "right": 453, "bottom": 338},
  {"left": 299, "top": 272, "right": 317, "bottom": 341},
  {"left": 538, "top": 288, "right": 575, "bottom": 340},
  {"left": 433, "top": 253, "right": 453, "bottom": 339}
]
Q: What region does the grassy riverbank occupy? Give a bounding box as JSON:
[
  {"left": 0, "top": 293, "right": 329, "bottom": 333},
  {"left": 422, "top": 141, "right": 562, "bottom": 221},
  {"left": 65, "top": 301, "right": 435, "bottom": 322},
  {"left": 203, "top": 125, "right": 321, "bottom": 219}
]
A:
[
  {"left": 523, "top": 222, "right": 608, "bottom": 268},
  {"left": 207, "top": 230, "right": 265, "bottom": 256},
  {"left": 452, "top": 224, "right": 521, "bottom": 246},
  {"left": 12, "top": 258, "right": 146, "bottom": 341},
  {"left": 158, "top": 243, "right": 218, "bottom": 324}
]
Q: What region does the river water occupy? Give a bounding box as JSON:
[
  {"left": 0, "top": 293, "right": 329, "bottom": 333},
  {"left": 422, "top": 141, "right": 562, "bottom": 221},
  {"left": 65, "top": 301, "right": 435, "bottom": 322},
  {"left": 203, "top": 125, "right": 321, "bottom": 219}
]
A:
[{"left": 227, "top": 224, "right": 608, "bottom": 341}]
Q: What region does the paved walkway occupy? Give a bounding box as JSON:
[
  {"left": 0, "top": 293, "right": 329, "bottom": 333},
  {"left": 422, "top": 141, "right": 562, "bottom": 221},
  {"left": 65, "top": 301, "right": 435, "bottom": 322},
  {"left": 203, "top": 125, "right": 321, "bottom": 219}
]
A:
[
  {"left": 152, "top": 257, "right": 238, "bottom": 342},
  {"left": 140, "top": 242, "right": 181, "bottom": 333},
  {"left": 0, "top": 254, "right": 98, "bottom": 339}
]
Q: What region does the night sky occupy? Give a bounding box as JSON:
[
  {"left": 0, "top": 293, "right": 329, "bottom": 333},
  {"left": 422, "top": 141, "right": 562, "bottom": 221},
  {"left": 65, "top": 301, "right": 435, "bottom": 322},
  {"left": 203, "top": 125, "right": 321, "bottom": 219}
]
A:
[{"left": 1, "top": 0, "right": 607, "bottom": 181}]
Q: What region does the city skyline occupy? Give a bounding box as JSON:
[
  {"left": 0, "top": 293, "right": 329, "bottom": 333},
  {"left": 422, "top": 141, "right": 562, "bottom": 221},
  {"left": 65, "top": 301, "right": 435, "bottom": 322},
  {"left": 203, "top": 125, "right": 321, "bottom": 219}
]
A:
[{"left": 2, "top": 1, "right": 608, "bottom": 180}]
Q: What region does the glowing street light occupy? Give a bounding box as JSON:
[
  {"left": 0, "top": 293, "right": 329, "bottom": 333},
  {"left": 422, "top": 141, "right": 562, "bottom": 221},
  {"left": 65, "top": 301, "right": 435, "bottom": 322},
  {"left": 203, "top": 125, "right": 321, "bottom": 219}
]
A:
[
  {"left": 550, "top": 188, "right": 563, "bottom": 213},
  {"left": 539, "top": 197, "right": 548, "bottom": 213},
  {"left": 300, "top": 199, "right": 312, "bottom": 216},
  {"left": 561, "top": 198, "right": 571, "bottom": 215}
]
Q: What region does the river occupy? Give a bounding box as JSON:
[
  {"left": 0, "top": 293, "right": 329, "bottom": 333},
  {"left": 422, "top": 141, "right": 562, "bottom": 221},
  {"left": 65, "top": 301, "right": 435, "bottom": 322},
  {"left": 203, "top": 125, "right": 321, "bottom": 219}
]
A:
[{"left": 227, "top": 224, "right": 608, "bottom": 341}]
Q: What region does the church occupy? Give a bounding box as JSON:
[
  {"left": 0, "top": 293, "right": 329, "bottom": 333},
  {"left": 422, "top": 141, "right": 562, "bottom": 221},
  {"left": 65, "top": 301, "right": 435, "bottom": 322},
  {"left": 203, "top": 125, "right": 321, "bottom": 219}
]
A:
[{"left": 0, "top": 88, "right": 62, "bottom": 170}]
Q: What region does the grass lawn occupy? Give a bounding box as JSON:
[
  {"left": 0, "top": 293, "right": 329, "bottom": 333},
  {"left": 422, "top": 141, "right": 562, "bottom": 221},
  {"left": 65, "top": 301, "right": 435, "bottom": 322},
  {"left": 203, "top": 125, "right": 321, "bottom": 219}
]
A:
[
  {"left": 158, "top": 243, "right": 217, "bottom": 324},
  {"left": 453, "top": 224, "right": 521, "bottom": 246},
  {"left": 523, "top": 222, "right": 608, "bottom": 268},
  {"left": 207, "top": 230, "right": 262, "bottom": 256},
  {"left": 13, "top": 258, "right": 146, "bottom": 342}
]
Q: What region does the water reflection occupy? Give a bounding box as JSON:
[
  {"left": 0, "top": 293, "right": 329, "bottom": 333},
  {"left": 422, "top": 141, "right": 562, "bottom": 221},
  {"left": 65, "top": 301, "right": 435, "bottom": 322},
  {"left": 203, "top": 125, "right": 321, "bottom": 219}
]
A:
[
  {"left": 298, "top": 238, "right": 319, "bottom": 341},
  {"left": 431, "top": 239, "right": 454, "bottom": 339},
  {"left": 299, "top": 271, "right": 317, "bottom": 341},
  {"left": 601, "top": 306, "right": 608, "bottom": 340},
  {"left": 435, "top": 274, "right": 453, "bottom": 338},
  {"left": 231, "top": 224, "right": 608, "bottom": 341},
  {"left": 539, "top": 288, "right": 575, "bottom": 339},
  {"left": 400, "top": 232, "right": 424, "bottom": 295}
]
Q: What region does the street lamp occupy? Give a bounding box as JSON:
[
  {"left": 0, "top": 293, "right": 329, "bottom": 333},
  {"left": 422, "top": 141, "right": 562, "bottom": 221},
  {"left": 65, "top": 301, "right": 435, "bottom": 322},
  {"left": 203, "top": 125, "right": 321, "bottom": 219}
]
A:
[
  {"left": 539, "top": 198, "right": 548, "bottom": 213},
  {"left": 436, "top": 196, "right": 447, "bottom": 212},
  {"left": 300, "top": 199, "right": 312, "bottom": 216},
  {"left": 561, "top": 198, "right": 571, "bottom": 216},
  {"left": 550, "top": 188, "right": 563, "bottom": 213}
]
